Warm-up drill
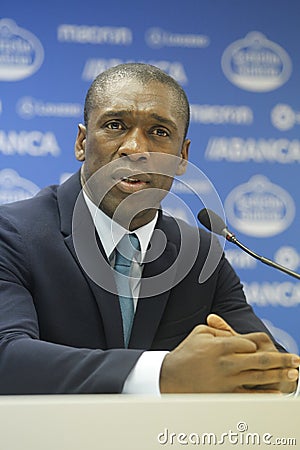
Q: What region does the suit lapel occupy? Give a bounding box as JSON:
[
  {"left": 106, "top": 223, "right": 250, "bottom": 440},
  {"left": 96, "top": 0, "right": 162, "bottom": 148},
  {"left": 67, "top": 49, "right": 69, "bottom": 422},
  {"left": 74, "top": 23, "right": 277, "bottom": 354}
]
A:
[
  {"left": 63, "top": 234, "right": 125, "bottom": 348},
  {"left": 129, "top": 215, "right": 179, "bottom": 349},
  {"left": 57, "top": 173, "right": 124, "bottom": 348}
]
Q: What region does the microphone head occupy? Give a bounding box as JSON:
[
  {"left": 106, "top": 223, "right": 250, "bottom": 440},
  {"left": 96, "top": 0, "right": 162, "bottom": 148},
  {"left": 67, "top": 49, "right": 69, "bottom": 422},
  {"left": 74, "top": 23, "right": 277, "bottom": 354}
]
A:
[{"left": 197, "top": 208, "right": 227, "bottom": 236}]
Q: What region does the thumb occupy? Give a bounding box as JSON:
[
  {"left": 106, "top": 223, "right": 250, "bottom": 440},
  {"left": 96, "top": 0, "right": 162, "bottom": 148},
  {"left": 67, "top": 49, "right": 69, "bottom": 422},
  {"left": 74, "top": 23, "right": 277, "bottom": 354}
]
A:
[{"left": 206, "top": 314, "right": 238, "bottom": 336}]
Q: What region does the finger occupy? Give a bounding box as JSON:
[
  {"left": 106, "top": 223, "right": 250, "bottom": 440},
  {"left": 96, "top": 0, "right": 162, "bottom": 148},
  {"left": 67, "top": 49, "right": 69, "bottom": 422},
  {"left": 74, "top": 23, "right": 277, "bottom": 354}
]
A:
[
  {"left": 237, "top": 367, "right": 299, "bottom": 387},
  {"left": 186, "top": 332, "right": 257, "bottom": 354},
  {"left": 234, "top": 352, "right": 300, "bottom": 371},
  {"left": 243, "top": 383, "right": 284, "bottom": 392},
  {"left": 206, "top": 314, "right": 238, "bottom": 336},
  {"left": 240, "top": 331, "right": 275, "bottom": 351},
  {"left": 174, "top": 324, "right": 233, "bottom": 352},
  {"left": 235, "top": 386, "right": 282, "bottom": 394},
  {"left": 215, "top": 336, "right": 257, "bottom": 354},
  {"left": 191, "top": 324, "right": 232, "bottom": 338}
]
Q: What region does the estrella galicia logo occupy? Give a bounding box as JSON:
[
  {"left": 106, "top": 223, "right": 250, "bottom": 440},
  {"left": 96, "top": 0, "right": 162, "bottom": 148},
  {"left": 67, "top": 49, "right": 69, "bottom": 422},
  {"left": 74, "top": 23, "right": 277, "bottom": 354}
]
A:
[
  {"left": 0, "top": 169, "right": 39, "bottom": 205},
  {"left": 0, "top": 18, "right": 44, "bottom": 81},
  {"left": 224, "top": 175, "right": 295, "bottom": 237},
  {"left": 221, "top": 32, "right": 292, "bottom": 92}
]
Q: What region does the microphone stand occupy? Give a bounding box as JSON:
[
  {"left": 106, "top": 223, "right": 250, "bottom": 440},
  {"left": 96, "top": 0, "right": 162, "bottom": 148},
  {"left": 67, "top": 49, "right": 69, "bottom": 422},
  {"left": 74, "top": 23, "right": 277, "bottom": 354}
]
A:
[
  {"left": 225, "top": 230, "right": 300, "bottom": 280},
  {"left": 197, "top": 208, "right": 300, "bottom": 281}
]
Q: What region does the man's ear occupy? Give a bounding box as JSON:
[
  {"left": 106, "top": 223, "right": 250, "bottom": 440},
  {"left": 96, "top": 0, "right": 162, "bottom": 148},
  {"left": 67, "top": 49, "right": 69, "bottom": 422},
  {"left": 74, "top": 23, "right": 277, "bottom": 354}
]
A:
[
  {"left": 176, "top": 139, "right": 190, "bottom": 175},
  {"left": 75, "top": 124, "right": 86, "bottom": 161}
]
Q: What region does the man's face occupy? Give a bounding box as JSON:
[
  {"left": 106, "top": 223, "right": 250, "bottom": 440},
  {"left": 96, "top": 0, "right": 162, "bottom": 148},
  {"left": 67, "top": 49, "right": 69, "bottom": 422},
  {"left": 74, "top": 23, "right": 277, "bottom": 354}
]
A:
[{"left": 75, "top": 77, "right": 190, "bottom": 229}]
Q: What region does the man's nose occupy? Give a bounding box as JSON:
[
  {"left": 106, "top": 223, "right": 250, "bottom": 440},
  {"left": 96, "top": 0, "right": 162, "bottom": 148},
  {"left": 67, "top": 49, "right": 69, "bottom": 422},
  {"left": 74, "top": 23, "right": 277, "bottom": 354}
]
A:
[{"left": 117, "top": 129, "right": 150, "bottom": 161}]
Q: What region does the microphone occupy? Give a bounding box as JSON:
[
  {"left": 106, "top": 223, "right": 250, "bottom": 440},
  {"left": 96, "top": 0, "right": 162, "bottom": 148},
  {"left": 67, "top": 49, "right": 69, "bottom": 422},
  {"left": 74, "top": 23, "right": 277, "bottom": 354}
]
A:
[{"left": 198, "top": 208, "right": 300, "bottom": 280}]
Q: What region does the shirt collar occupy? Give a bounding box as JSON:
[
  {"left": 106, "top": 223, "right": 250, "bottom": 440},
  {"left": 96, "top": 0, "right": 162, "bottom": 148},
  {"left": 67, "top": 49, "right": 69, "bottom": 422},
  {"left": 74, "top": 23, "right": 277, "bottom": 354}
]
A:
[{"left": 83, "top": 190, "right": 158, "bottom": 262}]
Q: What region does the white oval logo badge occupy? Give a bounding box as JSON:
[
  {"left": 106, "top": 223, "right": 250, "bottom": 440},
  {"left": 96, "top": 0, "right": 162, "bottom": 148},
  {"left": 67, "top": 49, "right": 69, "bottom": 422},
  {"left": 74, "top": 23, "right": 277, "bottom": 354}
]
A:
[
  {"left": 224, "top": 175, "right": 295, "bottom": 237},
  {"left": 0, "top": 169, "right": 39, "bottom": 204},
  {"left": 221, "top": 32, "right": 292, "bottom": 92},
  {"left": 0, "top": 18, "right": 44, "bottom": 81}
]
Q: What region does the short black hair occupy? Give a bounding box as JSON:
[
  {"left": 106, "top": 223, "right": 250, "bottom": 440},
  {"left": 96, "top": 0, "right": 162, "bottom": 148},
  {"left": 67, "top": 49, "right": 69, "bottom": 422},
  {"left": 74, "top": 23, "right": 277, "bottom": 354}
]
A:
[{"left": 84, "top": 63, "right": 190, "bottom": 138}]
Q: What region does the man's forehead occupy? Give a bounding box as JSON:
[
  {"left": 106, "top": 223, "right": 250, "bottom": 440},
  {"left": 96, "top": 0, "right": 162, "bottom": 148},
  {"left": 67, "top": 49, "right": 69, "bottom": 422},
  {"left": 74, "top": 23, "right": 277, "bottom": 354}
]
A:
[
  {"left": 96, "top": 77, "right": 171, "bottom": 99},
  {"left": 93, "top": 78, "right": 178, "bottom": 114}
]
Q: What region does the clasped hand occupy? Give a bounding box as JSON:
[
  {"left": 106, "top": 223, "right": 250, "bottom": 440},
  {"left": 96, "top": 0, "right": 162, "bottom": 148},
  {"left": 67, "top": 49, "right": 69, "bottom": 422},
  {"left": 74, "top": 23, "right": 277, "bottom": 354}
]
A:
[{"left": 160, "top": 314, "right": 300, "bottom": 394}]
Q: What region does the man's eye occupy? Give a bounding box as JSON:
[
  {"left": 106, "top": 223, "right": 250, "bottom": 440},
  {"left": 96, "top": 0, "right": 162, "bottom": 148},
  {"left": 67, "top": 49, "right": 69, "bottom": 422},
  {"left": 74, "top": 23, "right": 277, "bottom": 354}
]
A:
[
  {"left": 107, "top": 122, "right": 123, "bottom": 130},
  {"left": 153, "top": 128, "right": 168, "bottom": 137}
]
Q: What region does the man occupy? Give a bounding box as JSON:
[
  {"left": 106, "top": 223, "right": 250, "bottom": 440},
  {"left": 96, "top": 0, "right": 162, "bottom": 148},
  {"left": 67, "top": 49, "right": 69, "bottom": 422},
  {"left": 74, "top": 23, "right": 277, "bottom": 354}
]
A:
[{"left": 0, "top": 63, "right": 298, "bottom": 394}]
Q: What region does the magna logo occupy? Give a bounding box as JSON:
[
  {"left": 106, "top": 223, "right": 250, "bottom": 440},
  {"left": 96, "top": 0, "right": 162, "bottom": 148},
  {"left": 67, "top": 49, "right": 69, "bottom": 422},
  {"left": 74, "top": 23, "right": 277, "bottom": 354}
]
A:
[
  {"left": 224, "top": 175, "right": 295, "bottom": 237},
  {"left": 0, "top": 169, "right": 39, "bottom": 205},
  {"left": 0, "top": 18, "right": 44, "bottom": 81},
  {"left": 221, "top": 32, "right": 292, "bottom": 92}
]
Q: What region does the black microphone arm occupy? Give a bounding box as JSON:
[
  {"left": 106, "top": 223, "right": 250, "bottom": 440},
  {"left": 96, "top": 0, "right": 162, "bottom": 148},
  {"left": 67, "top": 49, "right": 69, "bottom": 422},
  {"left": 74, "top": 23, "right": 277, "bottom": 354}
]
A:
[{"left": 198, "top": 208, "right": 300, "bottom": 280}]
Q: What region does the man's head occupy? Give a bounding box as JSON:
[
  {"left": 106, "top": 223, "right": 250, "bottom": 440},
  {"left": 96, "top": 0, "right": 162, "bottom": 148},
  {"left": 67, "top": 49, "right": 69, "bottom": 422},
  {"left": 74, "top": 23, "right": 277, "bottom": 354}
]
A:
[{"left": 75, "top": 63, "right": 191, "bottom": 230}]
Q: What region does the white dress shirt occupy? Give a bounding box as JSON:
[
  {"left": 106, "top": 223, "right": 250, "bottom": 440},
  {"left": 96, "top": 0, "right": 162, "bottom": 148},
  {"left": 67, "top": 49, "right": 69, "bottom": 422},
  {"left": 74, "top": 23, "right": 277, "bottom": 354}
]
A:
[{"left": 83, "top": 191, "right": 168, "bottom": 394}]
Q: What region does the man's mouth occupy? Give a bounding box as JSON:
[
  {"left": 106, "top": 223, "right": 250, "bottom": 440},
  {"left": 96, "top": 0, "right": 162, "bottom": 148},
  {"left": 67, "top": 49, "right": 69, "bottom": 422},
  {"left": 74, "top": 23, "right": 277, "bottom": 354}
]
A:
[
  {"left": 121, "top": 176, "right": 143, "bottom": 184},
  {"left": 112, "top": 169, "right": 151, "bottom": 193}
]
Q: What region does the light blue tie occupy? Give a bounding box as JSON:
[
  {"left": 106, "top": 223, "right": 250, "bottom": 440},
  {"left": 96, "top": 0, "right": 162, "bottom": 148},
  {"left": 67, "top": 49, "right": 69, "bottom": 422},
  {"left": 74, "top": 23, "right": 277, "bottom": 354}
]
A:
[{"left": 114, "top": 234, "right": 140, "bottom": 347}]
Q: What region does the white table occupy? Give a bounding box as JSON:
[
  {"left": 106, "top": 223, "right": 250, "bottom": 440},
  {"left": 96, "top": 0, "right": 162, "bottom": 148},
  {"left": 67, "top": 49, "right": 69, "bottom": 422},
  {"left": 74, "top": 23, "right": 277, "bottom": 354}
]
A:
[{"left": 0, "top": 394, "right": 298, "bottom": 449}]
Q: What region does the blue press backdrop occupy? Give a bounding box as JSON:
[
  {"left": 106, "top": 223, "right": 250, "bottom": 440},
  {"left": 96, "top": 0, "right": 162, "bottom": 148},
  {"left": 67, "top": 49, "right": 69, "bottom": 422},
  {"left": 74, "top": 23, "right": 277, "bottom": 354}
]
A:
[{"left": 1, "top": 0, "right": 299, "bottom": 353}]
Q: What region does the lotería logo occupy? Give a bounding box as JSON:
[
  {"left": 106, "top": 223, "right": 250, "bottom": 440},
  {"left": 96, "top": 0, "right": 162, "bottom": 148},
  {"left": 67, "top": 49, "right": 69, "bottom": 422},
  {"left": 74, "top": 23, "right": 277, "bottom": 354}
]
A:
[
  {"left": 0, "top": 169, "right": 39, "bottom": 205},
  {"left": 224, "top": 175, "right": 295, "bottom": 237},
  {"left": 16, "top": 96, "right": 83, "bottom": 119},
  {"left": 274, "top": 246, "right": 300, "bottom": 272},
  {"left": 271, "top": 104, "right": 300, "bottom": 131},
  {"left": 0, "top": 18, "right": 44, "bottom": 81},
  {"left": 145, "top": 27, "right": 210, "bottom": 49},
  {"left": 221, "top": 31, "right": 292, "bottom": 92}
]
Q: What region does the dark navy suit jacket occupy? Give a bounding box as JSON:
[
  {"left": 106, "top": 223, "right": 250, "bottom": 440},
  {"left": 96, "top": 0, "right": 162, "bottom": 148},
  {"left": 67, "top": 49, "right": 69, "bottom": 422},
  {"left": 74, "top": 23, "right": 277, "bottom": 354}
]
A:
[{"left": 0, "top": 171, "right": 282, "bottom": 394}]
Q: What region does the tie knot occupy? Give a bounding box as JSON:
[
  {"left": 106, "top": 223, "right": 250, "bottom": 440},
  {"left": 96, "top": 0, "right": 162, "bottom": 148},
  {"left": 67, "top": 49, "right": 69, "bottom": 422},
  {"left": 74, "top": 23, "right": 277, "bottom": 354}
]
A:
[{"left": 115, "top": 233, "right": 140, "bottom": 267}]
